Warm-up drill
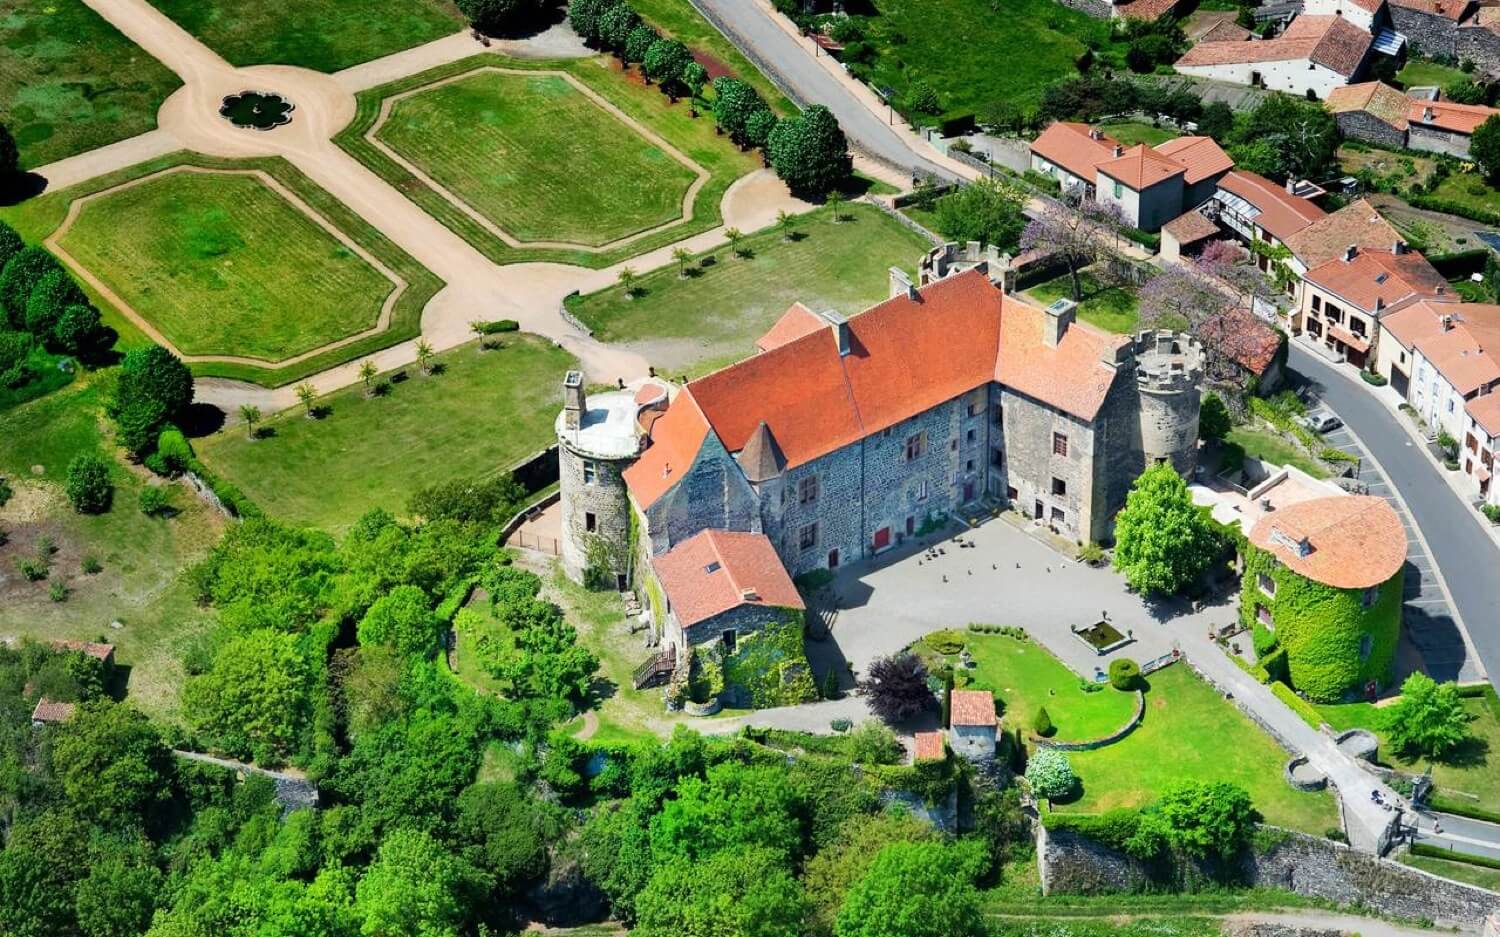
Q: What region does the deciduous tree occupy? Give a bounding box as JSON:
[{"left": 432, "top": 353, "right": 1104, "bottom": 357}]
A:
[
  {"left": 0, "top": 122, "right": 18, "bottom": 180},
  {"left": 1474, "top": 115, "right": 1500, "bottom": 181},
  {"left": 569, "top": 0, "right": 620, "bottom": 45},
  {"left": 712, "top": 77, "right": 769, "bottom": 145},
  {"left": 643, "top": 38, "right": 694, "bottom": 99},
  {"left": 624, "top": 24, "right": 659, "bottom": 65},
  {"left": 1020, "top": 199, "right": 1123, "bottom": 302},
  {"left": 767, "top": 105, "right": 852, "bottom": 199},
  {"left": 50, "top": 701, "right": 173, "bottom": 825},
  {"left": 356, "top": 584, "right": 444, "bottom": 659},
  {"left": 834, "top": 841, "right": 986, "bottom": 937},
  {"left": 1112, "top": 462, "right": 1219, "bottom": 595},
  {"left": 53, "top": 303, "right": 103, "bottom": 356},
  {"left": 23, "top": 267, "right": 86, "bottom": 339},
  {"left": 598, "top": 3, "right": 641, "bottom": 54},
  {"left": 861, "top": 652, "right": 935, "bottom": 724},
  {"left": 634, "top": 847, "right": 806, "bottom": 937},
  {"left": 455, "top": 0, "right": 549, "bottom": 35},
  {"left": 932, "top": 177, "right": 1027, "bottom": 251},
  {"left": 183, "top": 628, "right": 312, "bottom": 763},
  {"left": 1384, "top": 672, "right": 1472, "bottom": 759},
  {"left": 0, "top": 245, "right": 59, "bottom": 329},
  {"left": 239, "top": 404, "right": 261, "bottom": 440},
  {"left": 354, "top": 828, "right": 488, "bottom": 937}
]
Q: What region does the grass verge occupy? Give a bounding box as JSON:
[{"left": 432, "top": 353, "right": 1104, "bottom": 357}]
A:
[{"left": 1024, "top": 269, "right": 1144, "bottom": 335}]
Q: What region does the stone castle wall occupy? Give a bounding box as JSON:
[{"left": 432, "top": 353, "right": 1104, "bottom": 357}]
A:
[
  {"left": 641, "top": 431, "right": 760, "bottom": 557},
  {"left": 1392, "top": 5, "right": 1460, "bottom": 59},
  {"left": 1458, "top": 25, "right": 1500, "bottom": 75},
  {"left": 558, "top": 444, "right": 633, "bottom": 583}
]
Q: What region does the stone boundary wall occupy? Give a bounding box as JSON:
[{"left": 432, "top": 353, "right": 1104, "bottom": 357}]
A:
[
  {"left": 559, "top": 291, "right": 592, "bottom": 336},
  {"left": 862, "top": 195, "right": 943, "bottom": 246},
  {"left": 1056, "top": 0, "right": 1114, "bottom": 18},
  {"left": 184, "top": 471, "right": 236, "bottom": 520},
  {"left": 1033, "top": 689, "right": 1146, "bottom": 751},
  {"left": 1179, "top": 655, "right": 1302, "bottom": 756},
  {"left": 1284, "top": 756, "right": 1328, "bottom": 792},
  {"left": 1037, "top": 823, "right": 1500, "bottom": 928}
]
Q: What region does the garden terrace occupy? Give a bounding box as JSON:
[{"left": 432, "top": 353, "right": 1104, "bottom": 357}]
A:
[
  {"left": 336, "top": 54, "right": 762, "bottom": 268},
  {"left": 0, "top": 152, "right": 443, "bottom": 387},
  {"left": 146, "top": 0, "right": 463, "bottom": 71},
  {"left": 1024, "top": 268, "right": 1148, "bottom": 336},
  {"left": 194, "top": 335, "right": 575, "bottom": 533},
  {"left": 0, "top": 0, "right": 182, "bottom": 166},
  {"left": 564, "top": 203, "right": 934, "bottom": 375}
]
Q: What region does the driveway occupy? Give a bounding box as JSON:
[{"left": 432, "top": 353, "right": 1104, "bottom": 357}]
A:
[{"left": 1288, "top": 345, "right": 1500, "bottom": 688}]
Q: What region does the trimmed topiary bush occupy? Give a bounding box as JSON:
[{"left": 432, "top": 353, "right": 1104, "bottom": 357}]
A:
[
  {"left": 1033, "top": 706, "right": 1055, "bottom": 738},
  {"left": 1024, "top": 748, "right": 1076, "bottom": 800},
  {"left": 1108, "top": 657, "right": 1141, "bottom": 691}
]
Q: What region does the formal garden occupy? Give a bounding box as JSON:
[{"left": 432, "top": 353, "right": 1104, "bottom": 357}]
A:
[
  {"left": 195, "top": 335, "right": 574, "bottom": 533},
  {"left": 0, "top": 0, "right": 182, "bottom": 167},
  {"left": 566, "top": 202, "right": 933, "bottom": 374}
]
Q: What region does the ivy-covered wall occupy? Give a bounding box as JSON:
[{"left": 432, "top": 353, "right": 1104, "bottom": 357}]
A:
[
  {"left": 1238, "top": 543, "right": 1402, "bottom": 702},
  {"left": 719, "top": 614, "right": 818, "bottom": 709}
]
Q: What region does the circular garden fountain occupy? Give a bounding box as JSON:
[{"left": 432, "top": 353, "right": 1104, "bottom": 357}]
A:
[{"left": 219, "top": 91, "right": 295, "bottom": 131}]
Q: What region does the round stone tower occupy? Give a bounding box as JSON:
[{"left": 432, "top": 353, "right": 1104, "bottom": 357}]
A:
[
  {"left": 1134, "top": 330, "right": 1204, "bottom": 478},
  {"left": 556, "top": 370, "right": 645, "bottom": 588}
]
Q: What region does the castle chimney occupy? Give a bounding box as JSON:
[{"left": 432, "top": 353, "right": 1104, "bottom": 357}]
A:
[
  {"left": 821, "top": 309, "right": 852, "bottom": 356},
  {"left": 1441, "top": 313, "right": 1455, "bottom": 332},
  {"left": 563, "top": 370, "right": 586, "bottom": 431},
  {"left": 1343, "top": 244, "right": 1358, "bottom": 262},
  {"left": 1112, "top": 144, "right": 1124, "bottom": 157},
  {"left": 1375, "top": 296, "right": 1385, "bottom": 313},
  {"left": 889, "top": 266, "right": 917, "bottom": 299},
  {"left": 1286, "top": 177, "right": 1297, "bottom": 193},
  {"left": 1043, "top": 299, "right": 1076, "bottom": 348},
  {"left": 1424, "top": 106, "right": 1435, "bottom": 122},
  {"left": 1089, "top": 128, "right": 1103, "bottom": 141},
  {"left": 1393, "top": 239, "right": 1407, "bottom": 255}
]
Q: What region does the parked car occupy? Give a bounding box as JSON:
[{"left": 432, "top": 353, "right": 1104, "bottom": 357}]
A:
[{"left": 1301, "top": 410, "right": 1342, "bottom": 433}]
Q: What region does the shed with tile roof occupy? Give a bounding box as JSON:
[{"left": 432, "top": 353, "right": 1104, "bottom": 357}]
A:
[{"left": 949, "top": 689, "right": 998, "bottom": 762}]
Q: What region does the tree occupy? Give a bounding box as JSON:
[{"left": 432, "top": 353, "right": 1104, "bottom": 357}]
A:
[
  {"left": 1137, "top": 263, "right": 1226, "bottom": 331},
  {"left": 1023, "top": 748, "right": 1076, "bottom": 800},
  {"left": 115, "top": 344, "right": 193, "bottom": 421},
  {"left": 835, "top": 841, "right": 985, "bottom": 937},
  {"left": 861, "top": 652, "right": 935, "bottom": 724},
  {"left": 827, "top": 189, "right": 847, "bottom": 222},
  {"left": 803, "top": 814, "right": 936, "bottom": 937},
  {"left": 0, "top": 847, "right": 73, "bottom": 937},
  {"left": 1384, "top": 672, "right": 1472, "bottom": 759},
  {"left": 65, "top": 453, "right": 113, "bottom": 514},
  {"left": 1020, "top": 199, "right": 1123, "bottom": 302},
  {"left": 455, "top": 0, "right": 548, "bottom": 34},
  {"left": 618, "top": 266, "right": 640, "bottom": 297},
  {"left": 745, "top": 108, "right": 779, "bottom": 151},
  {"left": 469, "top": 320, "right": 488, "bottom": 350},
  {"left": 777, "top": 210, "right": 797, "bottom": 242},
  {"left": 644, "top": 38, "right": 694, "bottom": 98},
  {"left": 1149, "top": 780, "right": 1258, "bottom": 860},
  {"left": 416, "top": 339, "right": 434, "bottom": 375},
  {"left": 455, "top": 781, "right": 557, "bottom": 895},
  {"left": 624, "top": 24, "right": 659, "bottom": 65},
  {"left": 23, "top": 267, "right": 85, "bottom": 339},
  {"left": 357, "top": 584, "right": 444, "bottom": 659},
  {"left": 0, "top": 122, "right": 18, "bottom": 180},
  {"left": 672, "top": 247, "right": 693, "bottom": 279},
  {"left": 932, "top": 177, "right": 1027, "bottom": 251},
  {"left": 358, "top": 359, "right": 378, "bottom": 395},
  {"left": 634, "top": 848, "right": 806, "bottom": 937},
  {"left": 0, "top": 220, "right": 23, "bottom": 276},
  {"left": 0, "top": 245, "right": 59, "bottom": 329},
  {"left": 1112, "top": 462, "right": 1219, "bottom": 595},
  {"left": 569, "top": 0, "right": 620, "bottom": 45},
  {"left": 980, "top": 100, "right": 1022, "bottom": 135},
  {"left": 74, "top": 856, "right": 162, "bottom": 937},
  {"left": 598, "top": 3, "right": 641, "bottom": 54},
  {"left": 182, "top": 628, "right": 311, "bottom": 762},
  {"left": 295, "top": 382, "right": 316, "bottom": 416},
  {"left": 53, "top": 303, "right": 102, "bottom": 356},
  {"left": 725, "top": 227, "right": 744, "bottom": 257},
  {"left": 1227, "top": 96, "right": 1338, "bottom": 182},
  {"left": 767, "top": 105, "right": 853, "bottom": 199},
  {"left": 49, "top": 700, "right": 172, "bottom": 825},
  {"left": 239, "top": 404, "right": 261, "bottom": 440},
  {"left": 1198, "top": 101, "right": 1235, "bottom": 140},
  {"left": 1446, "top": 77, "right": 1487, "bottom": 104},
  {"left": 650, "top": 761, "right": 807, "bottom": 862},
  {"left": 1473, "top": 115, "right": 1500, "bottom": 181},
  {"left": 712, "top": 77, "right": 769, "bottom": 145},
  {"left": 1200, "top": 391, "right": 1231, "bottom": 441},
  {"left": 681, "top": 61, "right": 709, "bottom": 102},
  {"left": 355, "top": 828, "right": 487, "bottom": 937}
]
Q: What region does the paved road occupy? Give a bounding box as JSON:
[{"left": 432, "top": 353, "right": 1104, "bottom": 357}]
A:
[
  {"left": 689, "top": 0, "right": 955, "bottom": 180},
  {"left": 1289, "top": 345, "right": 1500, "bottom": 687},
  {"left": 1415, "top": 809, "right": 1500, "bottom": 863}
]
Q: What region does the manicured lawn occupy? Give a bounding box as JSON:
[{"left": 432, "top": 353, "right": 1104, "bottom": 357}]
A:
[
  {"left": 1098, "top": 121, "right": 1181, "bottom": 147},
  {"left": 0, "top": 0, "right": 181, "bottom": 167},
  {"left": 1227, "top": 426, "right": 1330, "bottom": 479},
  {"left": 1402, "top": 852, "right": 1500, "bottom": 890},
  {"left": 377, "top": 70, "right": 699, "bottom": 247},
  {"left": 843, "top": 0, "right": 1122, "bottom": 121},
  {"left": 1430, "top": 172, "right": 1500, "bottom": 216},
  {"left": 566, "top": 204, "right": 933, "bottom": 374},
  {"left": 195, "top": 335, "right": 575, "bottom": 533},
  {"left": 148, "top": 0, "right": 462, "bottom": 71},
  {"left": 1054, "top": 665, "right": 1340, "bottom": 835},
  {"left": 957, "top": 633, "right": 1138, "bottom": 741},
  {"left": 337, "top": 54, "right": 761, "bottom": 269},
  {"left": 0, "top": 384, "right": 223, "bottom": 721},
  {"left": 57, "top": 169, "right": 396, "bottom": 362},
  {"left": 1025, "top": 269, "right": 1143, "bottom": 335},
  {"left": 1397, "top": 58, "right": 1468, "bottom": 91},
  {"left": 630, "top": 0, "right": 794, "bottom": 113},
  {"left": 1314, "top": 694, "right": 1500, "bottom": 813}
]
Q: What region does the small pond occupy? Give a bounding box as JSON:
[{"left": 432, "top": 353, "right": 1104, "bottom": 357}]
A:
[{"left": 220, "top": 91, "right": 294, "bottom": 131}]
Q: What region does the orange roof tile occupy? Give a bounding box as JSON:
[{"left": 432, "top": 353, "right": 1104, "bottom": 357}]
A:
[
  {"left": 651, "top": 529, "right": 804, "bottom": 627},
  {"left": 913, "top": 731, "right": 946, "bottom": 761},
  {"left": 1326, "top": 82, "right": 1412, "bottom": 132},
  {"left": 51, "top": 640, "right": 114, "bottom": 662},
  {"left": 996, "top": 295, "right": 1127, "bottom": 421},
  {"left": 1029, "top": 122, "right": 1120, "bottom": 181},
  {"left": 1378, "top": 298, "right": 1474, "bottom": 351},
  {"left": 1409, "top": 99, "right": 1499, "bottom": 135},
  {"left": 1098, "top": 144, "right": 1185, "bottom": 190},
  {"left": 1114, "top": 0, "right": 1185, "bottom": 19},
  {"left": 1217, "top": 171, "right": 1326, "bottom": 242},
  {"left": 1466, "top": 393, "right": 1500, "bottom": 437},
  {"left": 1154, "top": 136, "right": 1235, "bottom": 185},
  {"left": 1394, "top": 0, "right": 1471, "bottom": 20},
  {"left": 950, "top": 689, "right": 997, "bottom": 727},
  {"left": 1163, "top": 209, "right": 1221, "bottom": 245},
  {"left": 1198, "top": 19, "right": 1253, "bottom": 41},
  {"left": 1283, "top": 198, "right": 1403, "bottom": 269},
  {"left": 1415, "top": 318, "right": 1500, "bottom": 395},
  {"left": 31, "top": 698, "right": 75, "bottom": 724},
  {"left": 1303, "top": 247, "right": 1449, "bottom": 315},
  {"left": 1176, "top": 15, "right": 1371, "bottom": 76},
  {"left": 1247, "top": 495, "right": 1406, "bottom": 588},
  {"left": 622, "top": 389, "right": 713, "bottom": 509},
  {"left": 756, "top": 302, "right": 825, "bottom": 353}
]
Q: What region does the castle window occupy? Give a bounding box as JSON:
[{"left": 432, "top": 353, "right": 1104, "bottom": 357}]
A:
[
  {"left": 905, "top": 432, "right": 926, "bottom": 461},
  {"left": 1359, "top": 634, "right": 1373, "bottom": 661},
  {"left": 1050, "top": 506, "right": 1065, "bottom": 524},
  {"left": 798, "top": 523, "right": 818, "bottom": 551},
  {"left": 1053, "top": 432, "right": 1069, "bottom": 457},
  {"left": 1051, "top": 477, "right": 1066, "bottom": 497},
  {"left": 1259, "top": 573, "right": 1276, "bottom": 598},
  {"left": 991, "top": 447, "right": 1004, "bottom": 467},
  {"left": 583, "top": 460, "right": 598, "bottom": 484},
  {"left": 915, "top": 480, "right": 930, "bottom": 502},
  {"left": 585, "top": 512, "right": 597, "bottom": 533},
  {"left": 799, "top": 474, "right": 819, "bottom": 505},
  {"left": 1362, "top": 586, "right": 1378, "bottom": 608},
  {"left": 1257, "top": 604, "right": 1273, "bottom": 628},
  {"left": 967, "top": 428, "right": 976, "bottom": 443}
]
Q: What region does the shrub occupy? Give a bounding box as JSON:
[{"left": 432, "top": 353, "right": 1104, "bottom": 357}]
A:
[
  {"left": 848, "top": 721, "right": 905, "bottom": 765},
  {"left": 1360, "top": 369, "right": 1388, "bottom": 386},
  {"left": 65, "top": 453, "right": 113, "bottom": 514},
  {"left": 478, "top": 319, "right": 520, "bottom": 335},
  {"left": 156, "top": 428, "right": 192, "bottom": 473},
  {"left": 1108, "top": 658, "right": 1141, "bottom": 691},
  {"left": 1032, "top": 706, "right": 1055, "bottom": 738},
  {"left": 830, "top": 718, "right": 853, "bottom": 733},
  {"left": 1024, "top": 748, "right": 1076, "bottom": 800},
  {"left": 1483, "top": 504, "right": 1500, "bottom": 524},
  {"left": 139, "top": 486, "right": 170, "bottom": 517},
  {"left": 17, "top": 557, "right": 47, "bottom": 581},
  {"left": 49, "top": 581, "right": 68, "bottom": 602},
  {"left": 925, "top": 629, "right": 966, "bottom": 655},
  {"left": 81, "top": 555, "right": 102, "bottom": 575}
]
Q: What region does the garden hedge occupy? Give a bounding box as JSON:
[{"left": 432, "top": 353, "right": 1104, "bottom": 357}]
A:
[{"left": 1239, "top": 542, "right": 1401, "bottom": 702}]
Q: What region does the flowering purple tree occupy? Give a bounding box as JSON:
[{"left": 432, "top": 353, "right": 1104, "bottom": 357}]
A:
[
  {"left": 1137, "top": 263, "right": 1227, "bottom": 332},
  {"left": 1021, "top": 199, "right": 1126, "bottom": 302}
]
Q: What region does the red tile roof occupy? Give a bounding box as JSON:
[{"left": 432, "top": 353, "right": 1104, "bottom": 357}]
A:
[
  {"left": 622, "top": 389, "right": 712, "bottom": 509},
  {"left": 1248, "top": 495, "right": 1406, "bottom": 589},
  {"left": 1409, "top": 99, "right": 1500, "bottom": 135},
  {"left": 1414, "top": 315, "right": 1500, "bottom": 395},
  {"left": 1199, "top": 308, "right": 1282, "bottom": 376},
  {"left": 1283, "top": 198, "right": 1403, "bottom": 269},
  {"left": 913, "top": 730, "right": 946, "bottom": 761},
  {"left": 1198, "top": 18, "right": 1253, "bottom": 41},
  {"left": 1029, "top": 122, "right": 1120, "bottom": 181},
  {"left": 1154, "top": 136, "right": 1235, "bottom": 185},
  {"left": 1163, "top": 210, "right": 1221, "bottom": 245},
  {"left": 1098, "top": 144, "right": 1185, "bottom": 190},
  {"left": 1326, "top": 82, "right": 1412, "bottom": 132},
  {"left": 1466, "top": 393, "right": 1500, "bottom": 437},
  {"left": 31, "top": 698, "right": 75, "bottom": 724},
  {"left": 1176, "top": 15, "right": 1371, "bottom": 77},
  {"left": 950, "top": 689, "right": 997, "bottom": 727},
  {"left": 1393, "top": 0, "right": 1471, "bottom": 20},
  {"left": 1217, "top": 171, "right": 1326, "bottom": 242},
  {"left": 1378, "top": 298, "right": 1479, "bottom": 351},
  {"left": 651, "top": 529, "right": 804, "bottom": 627},
  {"left": 1114, "top": 0, "right": 1185, "bottom": 20},
  {"left": 756, "top": 302, "right": 825, "bottom": 353},
  {"left": 51, "top": 640, "right": 114, "bottom": 662},
  {"left": 1303, "top": 247, "right": 1449, "bottom": 315}
]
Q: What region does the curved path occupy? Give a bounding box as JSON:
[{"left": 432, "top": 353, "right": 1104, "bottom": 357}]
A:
[{"left": 49, "top": 0, "right": 813, "bottom": 411}]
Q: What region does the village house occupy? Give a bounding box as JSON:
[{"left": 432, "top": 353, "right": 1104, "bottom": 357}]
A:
[
  {"left": 1203, "top": 170, "right": 1328, "bottom": 270},
  {"left": 556, "top": 263, "right": 1205, "bottom": 658},
  {"left": 1408, "top": 98, "right": 1500, "bottom": 158},
  {"left": 1304, "top": 0, "right": 1391, "bottom": 35},
  {"left": 948, "top": 689, "right": 999, "bottom": 762},
  {"left": 1378, "top": 300, "right": 1500, "bottom": 456},
  {"left": 1029, "top": 123, "right": 1233, "bottom": 231},
  {"left": 1174, "top": 15, "right": 1375, "bottom": 99},
  {"left": 1390, "top": 0, "right": 1473, "bottom": 57},
  {"left": 1326, "top": 81, "right": 1415, "bottom": 149},
  {"left": 1295, "top": 242, "right": 1451, "bottom": 368}
]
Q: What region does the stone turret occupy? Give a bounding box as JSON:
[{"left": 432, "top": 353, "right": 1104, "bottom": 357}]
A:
[
  {"left": 1133, "top": 330, "right": 1204, "bottom": 478},
  {"left": 556, "top": 371, "right": 648, "bottom": 586},
  {"left": 913, "top": 241, "right": 1016, "bottom": 292}
]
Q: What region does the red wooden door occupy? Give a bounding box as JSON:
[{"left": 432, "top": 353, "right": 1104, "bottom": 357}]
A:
[{"left": 873, "top": 527, "right": 891, "bottom": 551}]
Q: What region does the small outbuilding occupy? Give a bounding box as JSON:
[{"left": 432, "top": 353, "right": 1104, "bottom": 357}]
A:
[
  {"left": 948, "top": 689, "right": 998, "bottom": 762},
  {"left": 31, "top": 698, "right": 75, "bottom": 726}
]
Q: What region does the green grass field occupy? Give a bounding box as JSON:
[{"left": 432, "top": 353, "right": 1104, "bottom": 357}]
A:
[
  {"left": 567, "top": 204, "right": 933, "bottom": 375},
  {"left": 0, "top": 0, "right": 182, "bottom": 167},
  {"left": 57, "top": 170, "right": 396, "bottom": 362},
  {"left": 148, "top": 0, "right": 462, "bottom": 71},
  {"left": 0, "top": 383, "right": 222, "bottom": 721},
  {"left": 1025, "top": 269, "right": 1143, "bottom": 335},
  {"left": 952, "top": 633, "right": 1138, "bottom": 741},
  {"left": 1402, "top": 852, "right": 1500, "bottom": 890},
  {"left": 195, "top": 335, "right": 574, "bottom": 533},
  {"left": 1098, "top": 120, "right": 1181, "bottom": 147},
  {"left": 1396, "top": 58, "right": 1468, "bottom": 91},
  {"left": 1227, "top": 426, "right": 1329, "bottom": 479},
  {"left": 844, "top": 0, "right": 1120, "bottom": 121},
  {"left": 378, "top": 70, "right": 699, "bottom": 246},
  {"left": 1055, "top": 665, "right": 1340, "bottom": 835},
  {"left": 336, "top": 54, "right": 761, "bottom": 269},
  {"left": 1430, "top": 173, "right": 1500, "bottom": 216}
]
